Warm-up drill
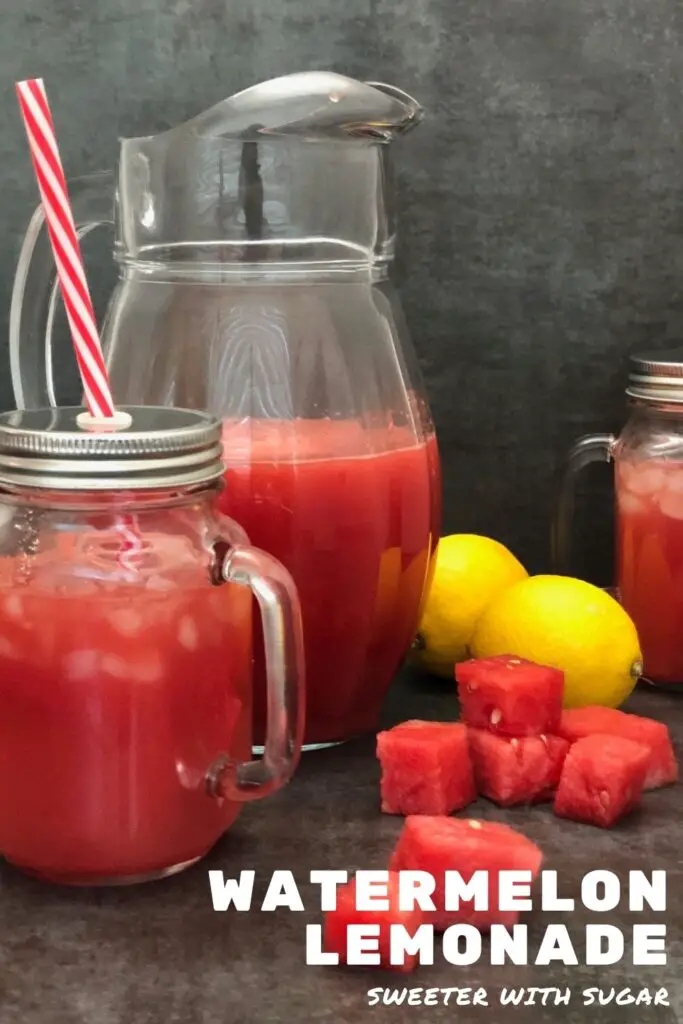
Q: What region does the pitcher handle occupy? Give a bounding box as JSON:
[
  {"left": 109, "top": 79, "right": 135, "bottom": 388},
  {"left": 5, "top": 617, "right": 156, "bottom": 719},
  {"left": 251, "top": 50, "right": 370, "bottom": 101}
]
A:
[
  {"left": 207, "top": 542, "right": 305, "bottom": 802},
  {"left": 10, "top": 170, "right": 115, "bottom": 410},
  {"left": 551, "top": 433, "right": 616, "bottom": 575}
]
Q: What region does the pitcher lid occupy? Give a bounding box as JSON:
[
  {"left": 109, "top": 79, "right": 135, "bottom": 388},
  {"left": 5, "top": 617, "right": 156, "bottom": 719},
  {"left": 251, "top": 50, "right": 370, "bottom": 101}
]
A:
[
  {"left": 0, "top": 406, "right": 224, "bottom": 491},
  {"left": 626, "top": 351, "right": 683, "bottom": 404}
]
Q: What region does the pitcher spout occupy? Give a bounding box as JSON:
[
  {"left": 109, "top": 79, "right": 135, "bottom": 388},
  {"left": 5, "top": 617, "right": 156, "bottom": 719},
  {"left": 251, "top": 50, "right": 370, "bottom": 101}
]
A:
[{"left": 363, "top": 81, "right": 423, "bottom": 137}]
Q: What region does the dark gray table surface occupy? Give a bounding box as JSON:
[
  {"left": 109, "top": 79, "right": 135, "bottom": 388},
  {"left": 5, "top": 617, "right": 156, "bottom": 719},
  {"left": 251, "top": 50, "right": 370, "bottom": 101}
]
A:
[{"left": 1, "top": 669, "right": 682, "bottom": 1024}]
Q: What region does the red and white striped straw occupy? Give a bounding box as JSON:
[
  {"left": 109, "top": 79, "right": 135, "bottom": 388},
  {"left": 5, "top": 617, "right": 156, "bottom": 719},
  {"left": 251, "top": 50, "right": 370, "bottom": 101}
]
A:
[
  {"left": 16, "top": 78, "right": 141, "bottom": 573},
  {"left": 15, "top": 78, "right": 116, "bottom": 422}
]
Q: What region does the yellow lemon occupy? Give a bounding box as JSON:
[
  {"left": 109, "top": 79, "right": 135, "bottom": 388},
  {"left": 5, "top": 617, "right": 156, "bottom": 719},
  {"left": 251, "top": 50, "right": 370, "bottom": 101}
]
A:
[
  {"left": 472, "top": 575, "right": 643, "bottom": 708},
  {"left": 408, "top": 534, "right": 528, "bottom": 678}
]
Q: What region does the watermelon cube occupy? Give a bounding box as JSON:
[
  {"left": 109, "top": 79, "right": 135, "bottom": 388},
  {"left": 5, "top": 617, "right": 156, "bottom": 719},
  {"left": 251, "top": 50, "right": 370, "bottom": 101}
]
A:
[
  {"left": 467, "top": 728, "right": 569, "bottom": 806},
  {"left": 456, "top": 655, "right": 563, "bottom": 737},
  {"left": 389, "top": 816, "right": 543, "bottom": 931},
  {"left": 376, "top": 720, "right": 476, "bottom": 816},
  {"left": 557, "top": 706, "right": 678, "bottom": 790},
  {"left": 324, "top": 871, "right": 425, "bottom": 972},
  {"left": 554, "top": 734, "right": 649, "bottom": 828}
]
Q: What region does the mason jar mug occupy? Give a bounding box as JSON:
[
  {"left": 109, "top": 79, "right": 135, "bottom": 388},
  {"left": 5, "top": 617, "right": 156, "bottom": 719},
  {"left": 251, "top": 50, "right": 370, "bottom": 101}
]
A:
[
  {"left": 0, "top": 406, "right": 304, "bottom": 885},
  {"left": 554, "top": 352, "right": 683, "bottom": 688}
]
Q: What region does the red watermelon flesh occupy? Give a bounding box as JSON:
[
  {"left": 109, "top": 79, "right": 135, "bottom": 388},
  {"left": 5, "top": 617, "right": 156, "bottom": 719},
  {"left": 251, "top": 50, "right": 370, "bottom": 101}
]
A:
[
  {"left": 324, "top": 871, "right": 425, "bottom": 972},
  {"left": 376, "top": 720, "right": 476, "bottom": 816},
  {"left": 389, "top": 816, "right": 543, "bottom": 931},
  {"left": 467, "top": 728, "right": 569, "bottom": 806},
  {"left": 456, "top": 655, "right": 564, "bottom": 737},
  {"left": 557, "top": 706, "right": 678, "bottom": 790},
  {"left": 554, "top": 734, "right": 649, "bottom": 828}
]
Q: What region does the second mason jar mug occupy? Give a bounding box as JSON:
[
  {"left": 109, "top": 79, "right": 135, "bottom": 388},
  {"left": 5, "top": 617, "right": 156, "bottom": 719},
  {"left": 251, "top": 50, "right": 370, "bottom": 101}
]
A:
[
  {"left": 554, "top": 351, "right": 683, "bottom": 688},
  {"left": 0, "top": 406, "right": 304, "bottom": 885}
]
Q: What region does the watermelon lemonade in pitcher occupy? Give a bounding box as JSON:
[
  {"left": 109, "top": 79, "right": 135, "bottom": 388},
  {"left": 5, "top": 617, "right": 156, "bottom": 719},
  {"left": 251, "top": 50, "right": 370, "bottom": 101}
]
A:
[
  {"left": 218, "top": 416, "right": 439, "bottom": 744},
  {"left": 10, "top": 73, "right": 441, "bottom": 747},
  {"left": 555, "top": 352, "right": 683, "bottom": 686}
]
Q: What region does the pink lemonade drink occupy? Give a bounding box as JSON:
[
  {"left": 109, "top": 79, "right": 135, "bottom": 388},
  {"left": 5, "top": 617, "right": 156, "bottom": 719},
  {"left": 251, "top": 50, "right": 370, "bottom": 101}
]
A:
[
  {"left": 0, "top": 531, "right": 253, "bottom": 883},
  {"left": 616, "top": 457, "right": 683, "bottom": 683},
  {"left": 218, "top": 418, "right": 441, "bottom": 747}
]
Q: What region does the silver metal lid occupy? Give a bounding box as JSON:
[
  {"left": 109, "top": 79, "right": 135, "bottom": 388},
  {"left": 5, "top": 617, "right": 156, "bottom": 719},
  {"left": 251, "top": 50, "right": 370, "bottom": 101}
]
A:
[
  {"left": 0, "top": 406, "right": 224, "bottom": 491},
  {"left": 626, "top": 351, "right": 683, "bottom": 404}
]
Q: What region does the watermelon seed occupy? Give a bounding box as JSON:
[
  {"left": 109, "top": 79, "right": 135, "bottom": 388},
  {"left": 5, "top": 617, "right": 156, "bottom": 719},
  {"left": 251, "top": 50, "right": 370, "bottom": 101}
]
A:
[
  {"left": 539, "top": 733, "right": 548, "bottom": 746},
  {"left": 467, "top": 820, "right": 483, "bottom": 829},
  {"left": 598, "top": 790, "right": 610, "bottom": 807},
  {"left": 467, "top": 683, "right": 478, "bottom": 692},
  {"left": 510, "top": 738, "right": 519, "bottom": 750},
  {"left": 490, "top": 708, "right": 502, "bottom": 726},
  {"left": 509, "top": 658, "right": 521, "bottom": 665}
]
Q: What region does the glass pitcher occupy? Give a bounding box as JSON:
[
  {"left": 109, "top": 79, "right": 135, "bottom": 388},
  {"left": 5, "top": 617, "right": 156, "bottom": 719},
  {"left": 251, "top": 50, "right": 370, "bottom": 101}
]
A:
[
  {"left": 0, "top": 405, "right": 304, "bottom": 885},
  {"left": 10, "top": 72, "right": 441, "bottom": 750},
  {"left": 553, "top": 351, "right": 683, "bottom": 688}
]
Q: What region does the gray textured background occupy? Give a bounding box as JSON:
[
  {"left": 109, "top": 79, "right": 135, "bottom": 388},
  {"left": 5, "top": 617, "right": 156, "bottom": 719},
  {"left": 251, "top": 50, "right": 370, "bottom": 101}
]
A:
[{"left": 3, "top": 0, "right": 683, "bottom": 578}]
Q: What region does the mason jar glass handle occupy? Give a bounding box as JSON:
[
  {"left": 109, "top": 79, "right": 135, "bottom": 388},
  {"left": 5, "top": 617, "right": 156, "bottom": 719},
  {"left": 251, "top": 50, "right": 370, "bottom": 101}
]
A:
[
  {"left": 208, "top": 542, "right": 305, "bottom": 802},
  {"left": 551, "top": 433, "right": 616, "bottom": 575}
]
